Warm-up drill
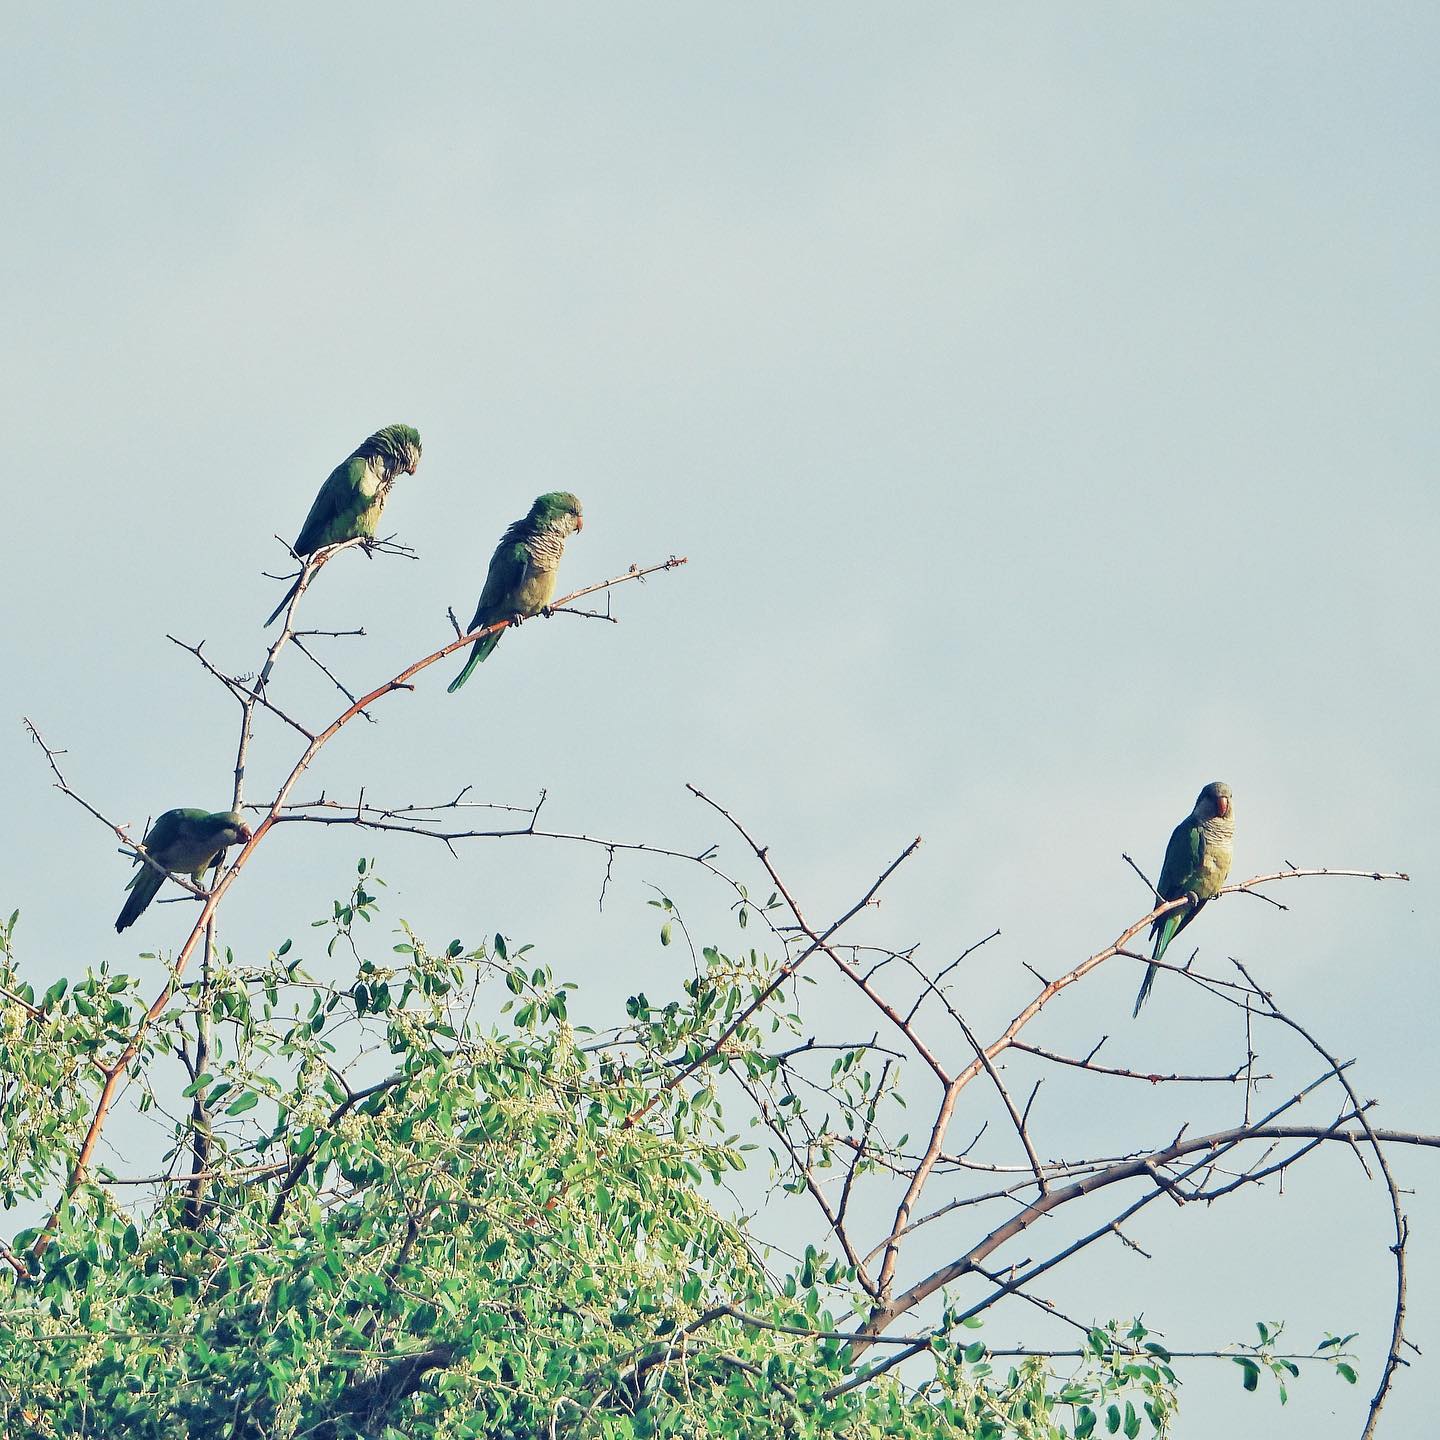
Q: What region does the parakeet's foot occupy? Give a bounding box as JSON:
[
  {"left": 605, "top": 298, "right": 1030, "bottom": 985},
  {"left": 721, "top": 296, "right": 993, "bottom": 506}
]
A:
[
  {"left": 540, "top": 606, "right": 554, "bottom": 618},
  {"left": 1184, "top": 890, "right": 1200, "bottom": 908},
  {"left": 509, "top": 611, "right": 526, "bottom": 628}
]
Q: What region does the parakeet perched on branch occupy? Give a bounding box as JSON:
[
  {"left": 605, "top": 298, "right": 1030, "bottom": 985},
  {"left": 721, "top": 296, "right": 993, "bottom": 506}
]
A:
[
  {"left": 115, "top": 809, "right": 253, "bottom": 932},
  {"left": 265, "top": 423, "right": 423, "bottom": 625},
  {"left": 1132, "top": 781, "right": 1234, "bottom": 1016},
  {"left": 447, "top": 492, "right": 585, "bottom": 693}
]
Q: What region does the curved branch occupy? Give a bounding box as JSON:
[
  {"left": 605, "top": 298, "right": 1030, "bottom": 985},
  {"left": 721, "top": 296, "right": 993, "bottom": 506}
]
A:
[
  {"left": 30, "top": 556, "right": 688, "bottom": 1258},
  {"left": 1228, "top": 957, "right": 1414, "bottom": 1439},
  {"left": 852, "top": 1115, "right": 1434, "bottom": 1356}
]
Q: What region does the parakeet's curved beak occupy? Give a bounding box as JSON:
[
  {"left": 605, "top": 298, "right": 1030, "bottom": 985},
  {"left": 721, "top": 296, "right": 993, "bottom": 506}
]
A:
[
  {"left": 1217, "top": 795, "right": 1231, "bottom": 818},
  {"left": 575, "top": 514, "right": 584, "bottom": 532},
  {"left": 236, "top": 823, "right": 254, "bottom": 843}
]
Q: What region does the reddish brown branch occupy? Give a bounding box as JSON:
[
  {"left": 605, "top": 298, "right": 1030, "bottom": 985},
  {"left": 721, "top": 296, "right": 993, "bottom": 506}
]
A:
[
  {"left": 30, "top": 556, "right": 687, "bottom": 1257},
  {"left": 851, "top": 1061, "right": 1422, "bottom": 1351}
]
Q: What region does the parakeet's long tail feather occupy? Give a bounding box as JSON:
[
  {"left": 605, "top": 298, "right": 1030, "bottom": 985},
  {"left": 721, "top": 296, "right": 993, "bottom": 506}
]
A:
[
  {"left": 116, "top": 867, "right": 165, "bottom": 933},
  {"left": 1132, "top": 912, "right": 1179, "bottom": 1017},
  {"left": 447, "top": 632, "right": 503, "bottom": 693},
  {"left": 264, "top": 577, "right": 302, "bottom": 628},
  {"left": 1132, "top": 964, "right": 1159, "bottom": 1017}
]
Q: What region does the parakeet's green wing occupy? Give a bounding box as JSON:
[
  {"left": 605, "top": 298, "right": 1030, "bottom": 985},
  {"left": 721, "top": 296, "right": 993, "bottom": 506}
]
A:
[
  {"left": 141, "top": 810, "right": 190, "bottom": 857},
  {"left": 116, "top": 810, "right": 192, "bottom": 933},
  {"left": 1154, "top": 821, "right": 1203, "bottom": 913},
  {"left": 447, "top": 542, "right": 532, "bottom": 692},
  {"left": 264, "top": 459, "right": 371, "bottom": 625},
  {"left": 293, "top": 456, "right": 369, "bottom": 555},
  {"left": 1133, "top": 821, "right": 1204, "bottom": 1015},
  {"left": 474, "top": 540, "right": 532, "bottom": 621}
]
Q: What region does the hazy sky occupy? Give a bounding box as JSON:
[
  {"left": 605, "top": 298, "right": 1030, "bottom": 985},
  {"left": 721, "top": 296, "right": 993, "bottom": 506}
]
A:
[{"left": 4, "top": 6, "right": 1437, "bottom": 1435}]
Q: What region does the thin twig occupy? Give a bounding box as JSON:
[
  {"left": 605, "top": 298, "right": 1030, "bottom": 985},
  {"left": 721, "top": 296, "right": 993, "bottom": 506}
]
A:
[{"left": 31, "top": 556, "right": 689, "bottom": 1254}]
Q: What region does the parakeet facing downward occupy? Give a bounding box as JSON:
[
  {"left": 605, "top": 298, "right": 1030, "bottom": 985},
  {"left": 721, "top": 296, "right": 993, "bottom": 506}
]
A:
[
  {"left": 265, "top": 423, "right": 423, "bottom": 625},
  {"left": 447, "top": 492, "right": 585, "bottom": 693},
  {"left": 1132, "top": 781, "right": 1234, "bottom": 1016},
  {"left": 115, "top": 809, "right": 253, "bottom": 932}
]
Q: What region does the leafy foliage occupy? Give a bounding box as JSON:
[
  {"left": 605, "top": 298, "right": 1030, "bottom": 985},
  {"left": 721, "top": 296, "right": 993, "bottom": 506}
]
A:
[{"left": 0, "top": 878, "right": 1363, "bottom": 1438}]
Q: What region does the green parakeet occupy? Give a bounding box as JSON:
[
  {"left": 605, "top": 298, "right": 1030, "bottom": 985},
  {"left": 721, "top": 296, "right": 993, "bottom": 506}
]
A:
[
  {"left": 115, "top": 809, "right": 253, "bottom": 933},
  {"left": 265, "top": 423, "right": 423, "bottom": 625},
  {"left": 447, "top": 492, "right": 585, "bottom": 693},
  {"left": 1132, "top": 781, "right": 1235, "bottom": 1015}
]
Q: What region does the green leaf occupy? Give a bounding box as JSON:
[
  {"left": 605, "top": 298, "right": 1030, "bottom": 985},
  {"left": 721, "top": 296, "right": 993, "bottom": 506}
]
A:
[
  {"left": 660, "top": 923, "right": 672, "bottom": 947},
  {"left": 1235, "top": 1357, "right": 1260, "bottom": 1391},
  {"left": 226, "top": 1091, "right": 259, "bottom": 1117},
  {"left": 1336, "top": 1363, "right": 1358, "bottom": 1384}
]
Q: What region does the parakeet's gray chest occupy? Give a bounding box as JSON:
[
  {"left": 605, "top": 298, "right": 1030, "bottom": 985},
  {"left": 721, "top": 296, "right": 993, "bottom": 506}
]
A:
[
  {"left": 1195, "top": 817, "right": 1235, "bottom": 896},
  {"left": 523, "top": 531, "right": 565, "bottom": 574}
]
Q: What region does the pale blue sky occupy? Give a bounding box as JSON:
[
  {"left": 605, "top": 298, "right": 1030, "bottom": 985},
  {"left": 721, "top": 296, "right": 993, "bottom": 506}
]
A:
[{"left": 4, "top": 6, "right": 1437, "bottom": 1434}]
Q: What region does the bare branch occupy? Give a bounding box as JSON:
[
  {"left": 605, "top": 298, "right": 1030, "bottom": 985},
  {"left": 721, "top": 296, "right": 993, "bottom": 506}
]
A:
[{"left": 31, "top": 556, "right": 689, "bottom": 1254}]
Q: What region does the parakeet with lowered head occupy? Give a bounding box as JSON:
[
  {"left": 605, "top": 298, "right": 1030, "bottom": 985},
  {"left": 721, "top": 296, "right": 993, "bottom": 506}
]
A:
[
  {"left": 1132, "top": 781, "right": 1234, "bottom": 1016},
  {"left": 447, "top": 492, "right": 585, "bottom": 693},
  {"left": 265, "top": 423, "right": 423, "bottom": 625},
  {"left": 115, "top": 809, "right": 253, "bottom": 932}
]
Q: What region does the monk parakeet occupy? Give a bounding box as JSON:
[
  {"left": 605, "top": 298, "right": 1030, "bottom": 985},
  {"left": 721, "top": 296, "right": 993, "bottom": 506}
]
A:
[
  {"left": 1132, "top": 781, "right": 1235, "bottom": 1015},
  {"left": 265, "top": 423, "right": 423, "bottom": 625},
  {"left": 115, "top": 809, "right": 253, "bottom": 932},
  {"left": 447, "top": 492, "right": 585, "bottom": 692}
]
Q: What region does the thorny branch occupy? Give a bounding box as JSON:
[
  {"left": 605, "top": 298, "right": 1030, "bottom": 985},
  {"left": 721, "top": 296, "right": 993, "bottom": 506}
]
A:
[
  {"left": 653, "top": 785, "right": 1416, "bottom": 1407},
  {"left": 14, "top": 539, "right": 1428, "bottom": 1435},
  {"left": 24, "top": 555, "right": 688, "bottom": 1255}
]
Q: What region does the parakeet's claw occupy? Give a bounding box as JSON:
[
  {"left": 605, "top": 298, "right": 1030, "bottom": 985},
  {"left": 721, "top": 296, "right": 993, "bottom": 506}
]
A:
[
  {"left": 540, "top": 605, "right": 554, "bottom": 618},
  {"left": 509, "top": 611, "right": 526, "bottom": 628},
  {"left": 1184, "top": 890, "right": 1200, "bottom": 909}
]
